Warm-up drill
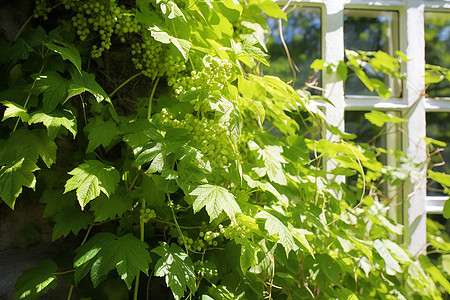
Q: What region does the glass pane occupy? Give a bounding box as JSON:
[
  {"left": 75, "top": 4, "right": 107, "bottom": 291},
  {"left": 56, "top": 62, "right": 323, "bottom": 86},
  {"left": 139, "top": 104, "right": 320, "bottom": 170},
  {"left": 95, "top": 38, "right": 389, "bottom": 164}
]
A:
[
  {"left": 426, "top": 112, "right": 450, "bottom": 196},
  {"left": 265, "top": 6, "right": 321, "bottom": 93},
  {"left": 425, "top": 12, "right": 450, "bottom": 98},
  {"left": 344, "top": 10, "right": 399, "bottom": 96},
  {"left": 345, "top": 111, "right": 384, "bottom": 146}
]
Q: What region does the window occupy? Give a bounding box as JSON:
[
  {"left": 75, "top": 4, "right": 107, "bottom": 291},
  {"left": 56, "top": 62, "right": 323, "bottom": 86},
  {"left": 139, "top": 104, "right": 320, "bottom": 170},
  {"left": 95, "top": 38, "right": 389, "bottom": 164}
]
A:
[
  {"left": 265, "top": 6, "right": 322, "bottom": 93},
  {"left": 425, "top": 12, "right": 450, "bottom": 98},
  {"left": 344, "top": 10, "right": 399, "bottom": 96},
  {"left": 269, "top": 0, "right": 450, "bottom": 255}
]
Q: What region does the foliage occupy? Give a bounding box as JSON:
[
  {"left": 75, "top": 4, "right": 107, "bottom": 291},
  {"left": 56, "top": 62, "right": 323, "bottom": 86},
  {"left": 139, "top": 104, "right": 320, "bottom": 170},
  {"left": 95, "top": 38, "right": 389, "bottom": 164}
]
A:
[{"left": 1, "top": 0, "right": 450, "bottom": 299}]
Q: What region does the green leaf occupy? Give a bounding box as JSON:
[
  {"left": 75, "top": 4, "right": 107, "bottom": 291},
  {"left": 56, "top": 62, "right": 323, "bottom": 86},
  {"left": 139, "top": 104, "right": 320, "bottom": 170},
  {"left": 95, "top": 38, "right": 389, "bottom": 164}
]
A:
[
  {"left": 44, "top": 39, "right": 82, "bottom": 73},
  {"left": 64, "top": 160, "right": 120, "bottom": 209},
  {"left": 120, "top": 119, "right": 161, "bottom": 154},
  {"left": 442, "top": 254, "right": 450, "bottom": 276},
  {"left": 419, "top": 254, "right": 450, "bottom": 293},
  {"left": 424, "top": 137, "right": 447, "bottom": 148},
  {"left": 158, "top": 0, "right": 186, "bottom": 21},
  {"left": 34, "top": 71, "right": 69, "bottom": 113},
  {"left": 152, "top": 242, "right": 197, "bottom": 300},
  {"left": 90, "top": 192, "right": 133, "bottom": 222},
  {"left": 249, "top": 0, "right": 287, "bottom": 21},
  {"left": 84, "top": 116, "right": 118, "bottom": 152},
  {"left": 428, "top": 170, "right": 450, "bottom": 187},
  {"left": 0, "top": 129, "right": 57, "bottom": 168},
  {"left": 337, "top": 61, "right": 348, "bottom": 81},
  {"left": 1, "top": 101, "right": 29, "bottom": 122},
  {"left": 290, "top": 227, "right": 314, "bottom": 256},
  {"left": 373, "top": 239, "right": 402, "bottom": 275},
  {"left": 255, "top": 210, "right": 294, "bottom": 255},
  {"left": 52, "top": 206, "right": 94, "bottom": 241},
  {"left": 257, "top": 144, "right": 287, "bottom": 185},
  {"left": 74, "top": 233, "right": 151, "bottom": 289},
  {"left": 317, "top": 254, "right": 341, "bottom": 284},
  {"left": 444, "top": 199, "right": 450, "bottom": 219},
  {"left": 190, "top": 184, "right": 241, "bottom": 221},
  {"left": 28, "top": 109, "right": 77, "bottom": 139},
  {"left": 67, "top": 70, "right": 110, "bottom": 104},
  {"left": 150, "top": 26, "right": 191, "bottom": 60},
  {"left": 14, "top": 259, "right": 57, "bottom": 300},
  {"left": 310, "top": 59, "right": 326, "bottom": 70},
  {"left": 370, "top": 78, "right": 391, "bottom": 99},
  {"left": 73, "top": 232, "right": 116, "bottom": 286},
  {"left": 40, "top": 189, "right": 75, "bottom": 218},
  {"left": 365, "top": 111, "right": 406, "bottom": 127},
  {"left": 238, "top": 239, "right": 258, "bottom": 273},
  {"left": 0, "top": 158, "right": 39, "bottom": 209}
]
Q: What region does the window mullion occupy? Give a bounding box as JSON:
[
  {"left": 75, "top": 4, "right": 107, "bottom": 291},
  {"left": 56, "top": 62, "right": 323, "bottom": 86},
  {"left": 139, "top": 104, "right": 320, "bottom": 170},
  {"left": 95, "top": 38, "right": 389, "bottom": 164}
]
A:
[
  {"left": 403, "top": 0, "right": 427, "bottom": 256},
  {"left": 323, "top": 1, "right": 345, "bottom": 177}
]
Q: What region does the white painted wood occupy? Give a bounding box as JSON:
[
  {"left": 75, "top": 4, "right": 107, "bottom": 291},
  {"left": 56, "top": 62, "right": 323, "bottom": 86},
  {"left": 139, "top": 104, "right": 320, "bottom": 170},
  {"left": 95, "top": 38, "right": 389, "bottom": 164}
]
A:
[
  {"left": 402, "top": 0, "right": 427, "bottom": 256},
  {"left": 322, "top": 1, "right": 346, "bottom": 177},
  {"left": 426, "top": 196, "right": 448, "bottom": 213}
]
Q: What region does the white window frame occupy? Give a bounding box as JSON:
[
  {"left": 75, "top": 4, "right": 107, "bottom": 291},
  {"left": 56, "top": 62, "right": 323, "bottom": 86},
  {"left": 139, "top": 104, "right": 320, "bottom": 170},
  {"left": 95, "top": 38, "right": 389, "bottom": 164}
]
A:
[{"left": 277, "top": 0, "right": 450, "bottom": 256}]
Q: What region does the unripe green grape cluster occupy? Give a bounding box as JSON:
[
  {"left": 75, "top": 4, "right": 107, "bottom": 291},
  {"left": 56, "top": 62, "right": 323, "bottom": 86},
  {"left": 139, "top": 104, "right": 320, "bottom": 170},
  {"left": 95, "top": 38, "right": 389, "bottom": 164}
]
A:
[
  {"left": 233, "top": 22, "right": 254, "bottom": 39},
  {"left": 33, "top": 0, "right": 51, "bottom": 20},
  {"left": 139, "top": 208, "right": 156, "bottom": 223},
  {"left": 178, "top": 230, "right": 221, "bottom": 252},
  {"left": 219, "top": 219, "right": 252, "bottom": 240},
  {"left": 131, "top": 34, "right": 186, "bottom": 79},
  {"left": 172, "top": 55, "right": 232, "bottom": 95},
  {"left": 159, "top": 110, "right": 235, "bottom": 168},
  {"left": 230, "top": 187, "right": 250, "bottom": 203},
  {"left": 61, "top": 0, "right": 141, "bottom": 58}
]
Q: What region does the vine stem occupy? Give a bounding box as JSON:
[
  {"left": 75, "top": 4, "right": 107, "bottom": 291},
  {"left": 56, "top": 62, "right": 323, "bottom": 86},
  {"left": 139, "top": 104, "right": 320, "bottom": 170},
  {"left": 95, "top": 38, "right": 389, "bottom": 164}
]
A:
[
  {"left": 147, "top": 77, "right": 160, "bottom": 120},
  {"left": 133, "top": 199, "right": 146, "bottom": 300},
  {"left": 67, "top": 223, "right": 95, "bottom": 300},
  {"left": 109, "top": 72, "right": 142, "bottom": 98},
  {"left": 13, "top": 15, "right": 33, "bottom": 43},
  {"left": 13, "top": 61, "right": 46, "bottom": 131},
  {"left": 168, "top": 194, "right": 189, "bottom": 255}
]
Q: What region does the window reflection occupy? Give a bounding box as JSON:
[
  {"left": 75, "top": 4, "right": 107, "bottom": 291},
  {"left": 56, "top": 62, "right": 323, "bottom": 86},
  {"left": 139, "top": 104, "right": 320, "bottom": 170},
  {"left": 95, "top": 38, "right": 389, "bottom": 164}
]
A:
[
  {"left": 344, "top": 10, "right": 399, "bottom": 96},
  {"left": 426, "top": 112, "right": 450, "bottom": 196},
  {"left": 425, "top": 12, "right": 450, "bottom": 98},
  {"left": 265, "top": 6, "right": 321, "bottom": 93}
]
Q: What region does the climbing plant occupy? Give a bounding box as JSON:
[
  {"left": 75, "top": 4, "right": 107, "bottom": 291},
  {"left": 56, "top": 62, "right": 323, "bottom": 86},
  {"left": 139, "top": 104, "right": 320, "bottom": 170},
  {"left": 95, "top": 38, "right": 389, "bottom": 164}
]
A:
[{"left": 1, "top": 0, "right": 450, "bottom": 299}]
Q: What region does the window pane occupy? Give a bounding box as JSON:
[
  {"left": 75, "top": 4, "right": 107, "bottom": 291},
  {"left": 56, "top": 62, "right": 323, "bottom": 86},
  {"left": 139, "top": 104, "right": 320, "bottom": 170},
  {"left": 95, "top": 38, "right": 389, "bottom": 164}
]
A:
[
  {"left": 425, "top": 12, "right": 450, "bottom": 98},
  {"left": 344, "top": 10, "right": 399, "bottom": 96},
  {"left": 426, "top": 112, "right": 450, "bottom": 196},
  {"left": 345, "top": 111, "right": 383, "bottom": 146},
  {"left": 265, "top": 6, "right": 321, "bottom": 93}
]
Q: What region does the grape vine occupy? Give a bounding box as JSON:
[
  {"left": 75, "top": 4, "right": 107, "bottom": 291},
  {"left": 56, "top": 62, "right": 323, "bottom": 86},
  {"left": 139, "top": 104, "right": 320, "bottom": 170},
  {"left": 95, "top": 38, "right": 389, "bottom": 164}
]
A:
[{"left": 2, "top": 0, "right": 450, "bottom": 299}]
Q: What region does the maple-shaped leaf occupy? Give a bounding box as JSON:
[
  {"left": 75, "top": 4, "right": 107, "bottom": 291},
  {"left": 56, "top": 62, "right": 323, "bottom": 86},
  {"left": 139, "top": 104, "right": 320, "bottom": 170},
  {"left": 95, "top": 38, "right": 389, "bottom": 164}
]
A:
[
  {"left": 255, "top": 210, "right": 295, "bottom": 255},
  {"left": 90, "top": 191, "right": 133, "bottom": 222},
  {"left": 64, "top": 160, "right": 120, "bottom": 209},
  {"left": 66, "top": 70, "right": 110, "bottom": 104},
  {"left": 0, "top": 129, "right": 57, "bottom": 168},
  {"left": 33, "top": 71, "right": 69, "bottom": 113},
  {"left": 257, "top": 145, "right": 287, "bottom": 185},
  {"left": 14, "top": 259, "right": 57, "bottom": 300},
  {"left": 0, "top": 158, "right": 39, "bottom": 209},
  {"left": 133, "top": 127, "right": 190, "bottom": 173},
  {"left": 84, "top": 116, "right": 118, "bottom": 152},
  {"left": 190, "top": 184, "right": 241, "bottom": 221},
  {"left": 44, "top": 38, "right": 82, "bottom": 73},
  {"left": 152, "top": 242, "right": 197, "bottom": 300},
  {"left": 1, "top": 100, "right": 29, "bottom": 122},
  {"left": 52, "top": 206, "right": 93, "bottom": 241},
  {"left": 120, "top": 119, "right": 162, "bottom": 155},
  {"left": 74, "top": 233, "right": 151, "bottom": 289},
  {"left": 40, "top": 189, "right": 76, "bottom": 218},
  {"left": 28, "top": 109, "right": 77, "bottom": 139}
]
